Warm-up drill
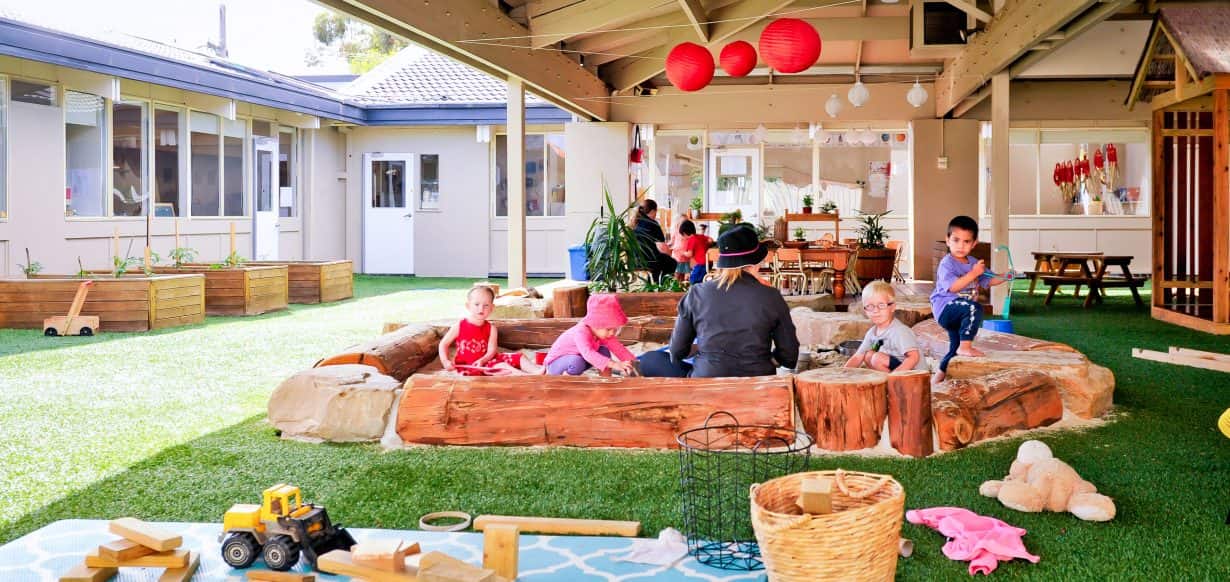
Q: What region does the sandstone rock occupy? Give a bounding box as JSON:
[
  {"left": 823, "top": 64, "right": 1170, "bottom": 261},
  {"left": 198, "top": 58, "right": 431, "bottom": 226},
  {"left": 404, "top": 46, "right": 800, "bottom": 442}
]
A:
[
  {"left": 946, "top": 350, "right": 1114, "bottom": 419},
  {"left": 849, "top": 299, "right": 932, "bottom": 327},
  {"left": 791, "top": 308, "right": 873, "bottom": 347},
  {"left": 912, "top": 319, "right": 1077, "bottom": 361},
  {"left": 784, "top": 293, "right": 836, "bottom": 312},
  {"left": 269, "top": 365, "right": 402, "bottom": 442},
  {"left": 492, "top": 296, "right": 549, "bottom": 319}
]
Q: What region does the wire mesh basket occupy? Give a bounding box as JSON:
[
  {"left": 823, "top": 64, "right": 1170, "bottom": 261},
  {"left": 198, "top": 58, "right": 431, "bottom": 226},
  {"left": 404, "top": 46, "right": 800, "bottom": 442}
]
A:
[{"left": 677, "top": 411, "right": 813, "bottom": 570}]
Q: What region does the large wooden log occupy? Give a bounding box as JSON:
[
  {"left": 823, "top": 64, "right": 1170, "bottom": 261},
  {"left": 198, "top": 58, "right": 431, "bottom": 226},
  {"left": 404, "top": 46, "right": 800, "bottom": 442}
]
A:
[
  {"left": 794, "top": 368, "right": 888, "bottom": 451},
  {"left": 614, "top": 292, "right": 684, "bottom": 317},
  {"left": 931, "top": 369, "right": 1064, "bottom": 451},
  {"left": 383, "top": 316, "right": 676, "bottom": 349},
  {"left": 552, "top": 285, "right": 589, "bottom": 318},
  {"left": 911, "top": 318, "right": 1077, "bottom": 360},
  {"left": 946, "top": 350, "right": 1113, "bottom": 419},
  {"left": 316, "top": 324, "right": 441, "bottom": 381},
  {"left": 397, "top": 374, "right": 794, "bottom": 448},
  {"left": 886, "top": 370, "right": 933, "bottom": 458}
]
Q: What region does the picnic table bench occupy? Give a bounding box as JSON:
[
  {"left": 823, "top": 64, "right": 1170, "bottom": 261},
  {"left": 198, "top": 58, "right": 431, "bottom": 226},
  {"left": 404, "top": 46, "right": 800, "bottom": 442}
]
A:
[{"left": 1040, "top": 253, "right": 1149, "bottom": 308}]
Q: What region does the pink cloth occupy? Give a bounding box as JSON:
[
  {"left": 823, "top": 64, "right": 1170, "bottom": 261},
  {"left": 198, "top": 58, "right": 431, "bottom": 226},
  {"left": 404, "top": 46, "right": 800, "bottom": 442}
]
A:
[
  {"left": 906, "top": 507, "right": 1040, "bottom": 576},
  {"left": 582, "top": 293, "right": 629, "bottom": 329},
  {"left": 544, "top": 322, "right": 636, "bottom": 371}
]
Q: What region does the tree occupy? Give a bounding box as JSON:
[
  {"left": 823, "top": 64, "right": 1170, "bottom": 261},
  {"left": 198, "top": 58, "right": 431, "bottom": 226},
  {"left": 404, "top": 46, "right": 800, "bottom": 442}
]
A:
[{"left": 308, "top": 13, "right": 408, "bottom": 74}]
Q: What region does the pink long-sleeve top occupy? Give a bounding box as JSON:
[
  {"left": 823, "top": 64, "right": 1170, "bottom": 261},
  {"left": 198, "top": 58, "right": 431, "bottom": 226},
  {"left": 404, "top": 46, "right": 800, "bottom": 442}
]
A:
[
  {"left": 906, "top": 507, "right": 1040, "bottom": 576},
  {"left": 543, "top": 322, "right": 636, "bottom": 371}
]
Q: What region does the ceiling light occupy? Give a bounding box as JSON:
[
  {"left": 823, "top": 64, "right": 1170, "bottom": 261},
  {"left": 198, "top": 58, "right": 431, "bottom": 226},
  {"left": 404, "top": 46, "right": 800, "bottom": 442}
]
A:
[
  {"left": 825, "top": 94, "right": 842, "bottom": 118},
  {"left": 848, "top": 79, "right": 870, "bottom": 108},
  {"left": 906, "top": 78, "right": 928, "bottom": 108}
]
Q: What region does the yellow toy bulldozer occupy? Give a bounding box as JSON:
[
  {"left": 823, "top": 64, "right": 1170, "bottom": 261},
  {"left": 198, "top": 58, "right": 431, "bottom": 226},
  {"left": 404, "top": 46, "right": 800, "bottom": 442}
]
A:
[{"left": 219, "top": 483, "right": 356, "bottom": 571}]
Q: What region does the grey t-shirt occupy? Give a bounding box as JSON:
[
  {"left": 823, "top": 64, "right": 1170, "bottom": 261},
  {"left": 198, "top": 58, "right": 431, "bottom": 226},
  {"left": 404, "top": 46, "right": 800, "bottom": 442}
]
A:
[{"left": 855, "top": 319, "right": 927, "bottom": 370}]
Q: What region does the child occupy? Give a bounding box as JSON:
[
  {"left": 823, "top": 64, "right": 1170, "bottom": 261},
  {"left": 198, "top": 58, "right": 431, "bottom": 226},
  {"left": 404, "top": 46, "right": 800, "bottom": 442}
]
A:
[
  {"left": 845, "top": 280, "right": 926, "bottom": 372},
  {"left": 686, "top": 222, "right": 712, "bottom": 285},
  {"left": 930, "top": 215, "right": 1011, "bottom": 382},
  {"left": 544, "top": 293, "right": 639, "bottom": 376},
  {"left": 669, "top": 220, "right": 697, "bottom": 283},
  {"left": 438, "top": 286, "right": 542, "bottom": 376}
]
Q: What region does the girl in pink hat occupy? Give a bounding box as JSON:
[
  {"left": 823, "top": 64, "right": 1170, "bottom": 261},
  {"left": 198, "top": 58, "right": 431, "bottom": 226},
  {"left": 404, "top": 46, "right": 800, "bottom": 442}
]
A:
[{"left": 543, "top": 294, "right": 639, "bottom": 376}]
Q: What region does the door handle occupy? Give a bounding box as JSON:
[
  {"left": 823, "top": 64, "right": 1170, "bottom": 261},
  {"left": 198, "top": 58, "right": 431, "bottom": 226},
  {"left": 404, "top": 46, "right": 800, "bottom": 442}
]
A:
[{"left": 404, "top": 213, "right": 413, "bottom": 218}]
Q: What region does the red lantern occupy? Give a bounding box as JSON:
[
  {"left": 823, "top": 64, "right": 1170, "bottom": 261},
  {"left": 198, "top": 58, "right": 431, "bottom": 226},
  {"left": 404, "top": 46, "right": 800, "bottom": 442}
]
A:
[
  {"left": 719, "top": 41, "right": 757, "bottom": 77},
  {"left": 1106, "top": 144, "right": 1118, "bottom": 164},
  {"left": 665, "top": 42, "right": 715, "bottom": 92},
  {"left": 758, "top": 18, "right": 821, "bottom": 74},
  {"left": 1053, "top": 163, "right": 1063, "bottom": 186},
  {"left": 1093, "top": 148, "right": 1104, "bottom": 171}
]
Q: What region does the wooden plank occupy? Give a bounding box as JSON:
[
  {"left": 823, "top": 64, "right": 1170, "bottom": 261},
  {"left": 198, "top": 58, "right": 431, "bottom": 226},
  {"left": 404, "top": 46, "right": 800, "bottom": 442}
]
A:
[
  {"left": 1153, "top": 109, "right": 1167, "bottom": 308},
  {"left": 158, "top": 551, "right": 200, "bottom": 582},
  {"left": 85, "top": 547, "right": 190, "bottom": 568},
  {"left": 676, "top": 0, "right": 709, "bottom": 42},
  {"left": 98, "top": 538, "right": 156, "bottom": 561},
  {"left": 317, "top": 550, "right": 418, "bottom": 582},
  {"left": 57, "top": 563, "right": 116, "bottom": 582},
  {"left": 1214, "top": 88, "right": 1229, "bottom": 323},
  {"left": 152, "top": 313, "right": 206, "bottom": 330},
  {"left": 1151, "top": 306, "right": 1230, "bottom": 333},
  {"left": 529, "top": 0, "right": 663, "bottom": 48},
  {"left": 474, "top": 515, "right": 640, "bottom": 537},
  {"left": 1133, "top": 348, "right": 1230, "bottom": 373},
  {"left": 1171, "top": 346, "right": 1230, "bottom": 363},
  {"left": 245, "top": 569, "right": 316, "bottom": 581},
  {"left": 397, "top": 374, "right": 794, "bottom": 448},
  {"left": 1151, "top": 76, "right": 1217, "bottom": 111},
  {"left": 483, "top": 524, "right": 519, "bottom": 580},
  {"left": 108, "top": 517, "right": 182, "bottom": 552}
]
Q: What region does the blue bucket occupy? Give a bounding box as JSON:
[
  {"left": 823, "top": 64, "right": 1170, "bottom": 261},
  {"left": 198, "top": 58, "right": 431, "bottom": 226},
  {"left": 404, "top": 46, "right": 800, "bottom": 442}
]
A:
[{"left": 983, "top": 319, "right": 1014, "bottom": 334}]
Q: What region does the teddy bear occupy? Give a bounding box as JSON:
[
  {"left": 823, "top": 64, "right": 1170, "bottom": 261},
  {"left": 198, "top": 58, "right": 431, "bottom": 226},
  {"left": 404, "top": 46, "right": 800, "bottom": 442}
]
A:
[{"left": 979, "top": 440, "right": 1116, "bottom": 522}]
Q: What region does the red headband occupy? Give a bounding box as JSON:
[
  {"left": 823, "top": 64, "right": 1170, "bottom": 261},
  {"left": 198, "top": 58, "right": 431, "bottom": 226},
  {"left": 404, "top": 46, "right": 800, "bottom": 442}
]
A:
[{"left": 719, "top": 247, "right": 761, "bottom": 257}]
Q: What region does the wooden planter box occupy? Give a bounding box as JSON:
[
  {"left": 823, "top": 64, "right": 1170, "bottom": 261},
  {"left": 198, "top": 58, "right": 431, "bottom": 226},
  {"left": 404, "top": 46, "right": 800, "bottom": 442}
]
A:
[
  {"left": 0, "top": 274, "right": 205, "bottom": 332},
  {"left": 614, "top": 292, "right": 685, "bottom": 317},
  {"left": 247, "top": 260, "right": 353, "bottom": 304},
  {"left": 856, "top": 247, "right": 897, "bottom": 283},
  {"left": 151, "top": 265, "right": 288, "bottom": 316}
]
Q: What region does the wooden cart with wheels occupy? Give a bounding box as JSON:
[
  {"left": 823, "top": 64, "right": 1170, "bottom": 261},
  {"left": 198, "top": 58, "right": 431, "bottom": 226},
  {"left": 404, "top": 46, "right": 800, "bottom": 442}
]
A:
[{"left": 43, "top": 280, "right": 100, "bottom": 336}]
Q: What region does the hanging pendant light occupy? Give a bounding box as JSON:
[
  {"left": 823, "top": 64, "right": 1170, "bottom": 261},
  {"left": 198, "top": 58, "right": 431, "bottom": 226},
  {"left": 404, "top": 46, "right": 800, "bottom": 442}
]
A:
[
  {"left": 906, "top": 78, "right": 928, "bottom": 108},
  {"left": 824, "top": 93, "right": 843, "bottom": 118},
  {"left": 848, "top": 77, "right": 870, "bottom": 108},
  {"left": 754, "top": 123, "right": 768, "bottom": 144}
]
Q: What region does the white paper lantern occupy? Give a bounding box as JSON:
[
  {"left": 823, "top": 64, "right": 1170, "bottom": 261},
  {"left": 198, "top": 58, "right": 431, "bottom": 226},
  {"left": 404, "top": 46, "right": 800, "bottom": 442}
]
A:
[
  {"left": 861, "top": 130, "right": 877, "bottom": 146},
  {"left": 754, "top": 123, "right": 768, "bottom": 144},
  {"left": 906, "top": 79, "right": 928, "bottom": 108},
  {"left": 825, "top": 93, "right": 843, "bottom": 118},
  {"left": 847, "top": 80, "right": 870, "bottom": 108}
]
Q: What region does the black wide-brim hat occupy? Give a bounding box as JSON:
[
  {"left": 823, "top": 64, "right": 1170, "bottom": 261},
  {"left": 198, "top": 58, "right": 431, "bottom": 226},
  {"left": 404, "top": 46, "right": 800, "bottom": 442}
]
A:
[{"left": 715, "top": 223, "right": 768, "bottom": 269}]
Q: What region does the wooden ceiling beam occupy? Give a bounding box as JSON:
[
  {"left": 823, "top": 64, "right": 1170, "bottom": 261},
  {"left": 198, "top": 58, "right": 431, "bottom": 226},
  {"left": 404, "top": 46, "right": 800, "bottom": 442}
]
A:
[
  {"left": 529, "top": 0, "right": 670, "bottom": 48},
  {"left": 943, "top": 0, "right": 992, "bottom": 23},
  {"left": 587, "top": 35, "right": 668, "bottom": 66},
  {"left": 676, "top": 0, "right": 710, "bottom": 42},
  {"left": 934, "top": 0, "right": 1100, "bottom": 117},
  {"left": 567, "top": 13, "right": 689, "bottom": 54}
]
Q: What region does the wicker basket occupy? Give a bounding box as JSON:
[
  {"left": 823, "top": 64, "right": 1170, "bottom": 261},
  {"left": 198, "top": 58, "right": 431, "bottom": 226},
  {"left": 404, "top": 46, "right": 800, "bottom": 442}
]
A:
[{"left": 750, "top": 470, "right": 905, "bottom": 581}]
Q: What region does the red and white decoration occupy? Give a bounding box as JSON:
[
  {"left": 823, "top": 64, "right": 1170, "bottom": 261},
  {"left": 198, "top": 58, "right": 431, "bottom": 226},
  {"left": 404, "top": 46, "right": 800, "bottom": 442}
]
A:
[
  {"left": 758, "top": 18, "right": 821, "bottom": 74},
  {"left": 665, "top": 42, "right": 715, "bottom": 91},
  {"left": 719, "top": 40, "right": 757, "bottom": 77}
]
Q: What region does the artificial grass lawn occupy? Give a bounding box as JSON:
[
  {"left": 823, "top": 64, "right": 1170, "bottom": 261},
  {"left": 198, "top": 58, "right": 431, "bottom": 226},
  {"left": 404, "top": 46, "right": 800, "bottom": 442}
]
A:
[{"left": 2, "top": 278, "right": 1229, "bottom": 579}]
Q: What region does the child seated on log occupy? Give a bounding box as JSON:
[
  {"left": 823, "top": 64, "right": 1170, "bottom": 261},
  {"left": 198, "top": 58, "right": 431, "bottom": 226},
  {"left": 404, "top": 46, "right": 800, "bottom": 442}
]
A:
[
  {"left": 846, "top": 280, "right": 927, "bottom": 373},
  {"left": 930, "top": 215, "right": 1012, "bottom": 383},
  {"left": 543, "top": 294, "right": 639, "bottom": 376},
  {"left": 439, "top": 286, "right": 543, "bottom": 376}
]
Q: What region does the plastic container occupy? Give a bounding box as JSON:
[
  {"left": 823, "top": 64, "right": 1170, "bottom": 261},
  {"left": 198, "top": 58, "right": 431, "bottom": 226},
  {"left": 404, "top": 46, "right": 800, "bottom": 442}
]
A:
[
  {"left": 983, "top": 319, "right": 1014, "bottom": 333},
  {"left": 567, "top": 244, "right": 589, "bottom": 281}
]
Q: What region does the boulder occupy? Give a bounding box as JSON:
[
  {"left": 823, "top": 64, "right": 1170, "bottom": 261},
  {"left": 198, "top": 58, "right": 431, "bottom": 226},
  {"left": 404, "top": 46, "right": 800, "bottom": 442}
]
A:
[
  {"left": 849, "top": 299, "right": 932, "bottom": 327},
  {"left": 784, "top": 293, "right": 836, "bottom": 312},
  {"left": 946, "top": 351, "right": 1114, "bottom": 419},
  {"left": 492, "top": 296, "right": 550, "bottom": 319},
  {"left": 911, "top": 319, "right": 1077, "bottom": 360},
  {"left": 791, "top": 308, "right": 873, "bottom": 347},
  {"left": 268, "top": 365, "right": 402, "bottom": 442}
]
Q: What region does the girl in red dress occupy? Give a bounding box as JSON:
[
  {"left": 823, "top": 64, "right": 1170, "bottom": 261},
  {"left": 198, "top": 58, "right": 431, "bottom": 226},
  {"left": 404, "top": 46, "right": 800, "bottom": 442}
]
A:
[{"left": 438, "top": 286, "right": 543, "bottom": 376}]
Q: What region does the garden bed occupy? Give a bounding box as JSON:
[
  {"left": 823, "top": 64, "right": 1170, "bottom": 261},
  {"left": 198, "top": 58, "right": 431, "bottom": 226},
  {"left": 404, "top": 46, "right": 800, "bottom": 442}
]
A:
[
  {"left": 0, "top": 274, "right": 205, "bottom": 332},
  {"left": 246, "top": 260, "right": 353, "bottom": 304},
  {"left": 614, "top": 291, "right": 685, "bottom": 317},
  {"left": 151, "top": 265, "right": 288, "bottom": 316}
]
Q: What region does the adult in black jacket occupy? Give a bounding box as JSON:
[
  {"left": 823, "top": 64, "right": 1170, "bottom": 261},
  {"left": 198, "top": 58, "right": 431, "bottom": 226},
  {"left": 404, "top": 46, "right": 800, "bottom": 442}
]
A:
[
  {"left": 639, "top": 224, "right": 799, "bottom": 377},
  {"left": 633, "top": 199, "right": 677, "bottom": 282}
]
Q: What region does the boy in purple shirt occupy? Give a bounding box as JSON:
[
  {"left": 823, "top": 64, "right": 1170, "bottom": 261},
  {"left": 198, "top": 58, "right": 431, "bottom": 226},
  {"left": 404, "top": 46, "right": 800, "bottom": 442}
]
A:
[{"left": 930, "top": 216, "right": 1011, "bottom": 382}]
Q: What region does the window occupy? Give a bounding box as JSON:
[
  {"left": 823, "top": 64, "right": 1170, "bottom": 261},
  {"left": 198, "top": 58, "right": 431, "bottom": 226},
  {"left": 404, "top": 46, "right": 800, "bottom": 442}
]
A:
[
  {"left": 154, "top": 108, "right": 182, "bottom": 216},
  {"left": 12, "top": 79, "right": 55, "bottom": 106},
  {"left": 278, "top": 128, "right": 296, "bottom": 217},
  {"left": 112, "top": 100, "right": 147, "bottom": 216},
  {"left": 190, "top": 111, "right": 220, "bottom": 216},
  {"left": 0, "top": 79, "right": 6, "bottom": 219},
  {"left": 371, "top": 160, "right": 405, "bottom": 207},
  {"left": 419, "top": 154, "right": 439, "bottom": 210},
  {"left": 65, "top": 91, "right": 106, "bottom": 217},
  {"left": 223, "top": 119, "right": 245, "bottom": 217},
  {"left": 494, "top": 133, "right": 566, "bottom": 217}
]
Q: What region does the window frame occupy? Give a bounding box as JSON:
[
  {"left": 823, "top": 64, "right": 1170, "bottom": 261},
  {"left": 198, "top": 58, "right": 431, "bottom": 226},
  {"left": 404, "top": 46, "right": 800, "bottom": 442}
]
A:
[
  {"left": 0, "top": 75, "right": 7, "bottom": 221},
  {"left": 491, "top": 130, "right": 566, "bottom": 219},
  {"left": 277, "top": 125, "right": 297, "bottom": 218},
  {"left": 417, "top": 153, "right": 441, "bottom": 213},
  {"left": 63, "top": 88, "right": 110, "bottom": 219}
]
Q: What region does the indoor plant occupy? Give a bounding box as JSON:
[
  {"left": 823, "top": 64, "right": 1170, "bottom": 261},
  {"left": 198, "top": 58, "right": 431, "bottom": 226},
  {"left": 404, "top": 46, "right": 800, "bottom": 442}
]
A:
[
  {"left": 801, "top": 194, "right": 814, "bottom": 214},
  {"left": 793, "top": 227, "right": 806, "bottom": 242},
  {"left": 689, "top": 196, "right": 704, "bottom": 217},
  {"left": 855, "top": 210, "right": 895, "bottom": 282},
  {"left": 585, "top": 186, "right": 650, "bottom": 293},
  {"left": 820, "top": 200, "right": 838, "bottom": 214}
]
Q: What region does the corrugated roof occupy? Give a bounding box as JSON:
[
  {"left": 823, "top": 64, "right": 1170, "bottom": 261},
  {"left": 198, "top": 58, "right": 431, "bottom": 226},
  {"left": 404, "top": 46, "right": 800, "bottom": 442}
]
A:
[
  {"left": 344, "top": 47, "right": 546, "bottom": 105},
  {"left": 1159, "top": 5, "right": 1230, "bottom": 77}
]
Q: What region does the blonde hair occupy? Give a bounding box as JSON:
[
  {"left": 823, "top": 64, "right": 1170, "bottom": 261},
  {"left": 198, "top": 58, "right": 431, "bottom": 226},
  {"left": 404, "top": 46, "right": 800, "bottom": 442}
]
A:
[
  {"left": 714, "top": 266, "right": 755, "bottom": 290},
  {"left": 861, "top": 280, "right": 896, "bottom": 302}
]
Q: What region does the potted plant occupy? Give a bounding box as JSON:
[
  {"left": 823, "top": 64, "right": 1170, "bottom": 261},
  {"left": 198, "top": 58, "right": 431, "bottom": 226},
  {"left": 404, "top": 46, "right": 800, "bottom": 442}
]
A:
[
  {"left": 716, "top": 209, "right": 744, "bottom": 236},
  {"left": 689, "top": 196, "right": 704, "bottom": 217},
  {"left": 854, "top": 210, "right": 896, "bottom": 283},
  {"left": 820, "top": 200, "right": 838, "bottom": 214},
  {"left": 1086, "top": 194, "right": 1103, "bottom": 216},
  {"left": 801, "top": 194, "right": 814, "bottom": 214},
  {"left": 793, "top": 227, "right": 806, "bottom": 241},
  {"left": 585, "top": 186, "right": 650, "bottom": 293}
]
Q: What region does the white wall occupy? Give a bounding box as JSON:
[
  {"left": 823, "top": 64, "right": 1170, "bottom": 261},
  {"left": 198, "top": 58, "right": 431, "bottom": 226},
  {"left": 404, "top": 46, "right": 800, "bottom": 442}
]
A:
[{"left": 305, "top": 127, "right": 349, "bottom": 262}]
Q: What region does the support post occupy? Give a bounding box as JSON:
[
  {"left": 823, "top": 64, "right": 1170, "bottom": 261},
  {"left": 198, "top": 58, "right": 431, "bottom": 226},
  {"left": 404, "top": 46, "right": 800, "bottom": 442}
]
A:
[
  {"left": 990, "top": 73, "right": 1010, "bottom": 315},
  {"left": 507, "top": 77, "right": 527, "bottom": 290},
  {"left": 1214, "top": 87, "right": 1229, "bottom": 323}
]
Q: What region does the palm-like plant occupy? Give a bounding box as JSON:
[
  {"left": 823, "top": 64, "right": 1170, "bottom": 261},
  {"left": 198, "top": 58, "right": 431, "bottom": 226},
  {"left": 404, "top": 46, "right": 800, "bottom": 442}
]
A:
[
  {"left": 585, "top": 186, "right": 652, "bottom": 292},
  {"left": 856, "top": 210, "right": 891, "bottom": 249}
]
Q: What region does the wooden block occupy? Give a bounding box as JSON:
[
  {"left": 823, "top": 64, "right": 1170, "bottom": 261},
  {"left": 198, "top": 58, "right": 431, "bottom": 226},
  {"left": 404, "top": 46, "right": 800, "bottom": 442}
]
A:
[
  {"left": 84, "top": 547, "right": 190, "bottom": 568},
  {"left": 317, "top": 550, "right": 419, "bottom": 582},
  {"left": 420, "top": 562, "right": 497, "bottom": 582},
  {"left": 158, "top": 551, "right": 200, "bottom": 582},
  {"left": 58, "top": 562, "right": 117, "bottom": 582},
  {"left": 245, "top": 570, "right": 315, "bottom": 582},
  {"left": 97, "top": 537, "right": 155, "bottom": 561},
  {"left": 483, "top": 524, "right": 519, "bottom": 580},
  {"left": 353, "top": 539, "right": 411, "bottom": 572},
  {"left": 797, "top": 476, "right": 833, "bottom": 514},
  {"left": 108, "top": 517, "right": 182, "bottom": 551},
  {"left": 473, "top": 516, "right": 641, "bottom": 537}
]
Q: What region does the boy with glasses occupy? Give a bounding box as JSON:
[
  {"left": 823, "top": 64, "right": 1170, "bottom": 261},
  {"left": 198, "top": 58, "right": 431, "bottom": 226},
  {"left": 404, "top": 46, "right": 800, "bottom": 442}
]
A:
[{"left": 845, "top": 280, "right": 926, "bottom": 372}]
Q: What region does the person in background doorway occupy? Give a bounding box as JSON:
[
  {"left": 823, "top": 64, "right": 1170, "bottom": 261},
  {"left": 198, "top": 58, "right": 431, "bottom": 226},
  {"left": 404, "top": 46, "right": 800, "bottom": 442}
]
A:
[
  {"left": 632, "top": 199, "right": 677, "bottom": 283},
  {"left": 688, "top": 223, "right": 713, "bottom": 284}
]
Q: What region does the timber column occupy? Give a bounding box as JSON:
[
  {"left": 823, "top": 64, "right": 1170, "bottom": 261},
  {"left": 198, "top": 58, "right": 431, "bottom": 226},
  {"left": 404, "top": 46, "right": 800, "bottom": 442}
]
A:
[{"left": 507, "top": 77, "right": 527, "bottom": 290}]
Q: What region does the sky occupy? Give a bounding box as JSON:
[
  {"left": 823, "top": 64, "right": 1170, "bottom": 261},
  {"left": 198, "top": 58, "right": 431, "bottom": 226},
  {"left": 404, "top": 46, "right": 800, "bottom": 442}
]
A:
[{"left": 0, "top": 0, "right": 355, "bottom": 75}]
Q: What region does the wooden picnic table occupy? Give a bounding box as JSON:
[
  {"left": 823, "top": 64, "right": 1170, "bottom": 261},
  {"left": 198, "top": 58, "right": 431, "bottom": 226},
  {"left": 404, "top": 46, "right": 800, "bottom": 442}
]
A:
[
  {"left": 1025, "top": 251, "right": 1101, "bottom": 295},
  {"left": 1040, "top": 254, "right": 1148, "bottom": 308},
  {"left": 801, "top": 246, "right": 855, "bottom": 299}
]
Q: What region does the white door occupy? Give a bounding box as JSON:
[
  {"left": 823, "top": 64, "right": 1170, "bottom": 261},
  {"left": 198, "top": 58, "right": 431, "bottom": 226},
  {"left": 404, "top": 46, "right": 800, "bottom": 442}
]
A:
[
  {"left": 707, "top": 147, "right": 762, "bottom": 222},
  {"left": 253, "top": 137, "right": 279, "bottom": 260},
  {"left": 363, "top": 153, "right": 415, "bottom": 274}
]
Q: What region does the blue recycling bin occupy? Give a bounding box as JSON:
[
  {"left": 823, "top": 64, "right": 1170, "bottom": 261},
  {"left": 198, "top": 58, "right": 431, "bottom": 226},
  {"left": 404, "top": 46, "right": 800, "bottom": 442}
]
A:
[
  {"left": 568, "top": 244, "right": 589, "bottom": 281},
  {"left": 983, "top": 319, "right": 1014, "bottom": 334}
]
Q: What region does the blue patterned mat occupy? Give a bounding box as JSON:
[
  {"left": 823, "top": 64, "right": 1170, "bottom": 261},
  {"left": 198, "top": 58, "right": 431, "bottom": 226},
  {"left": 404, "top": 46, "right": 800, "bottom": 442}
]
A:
[{"left": 0, "top": 520, "right": 767, "bottom": 581}]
